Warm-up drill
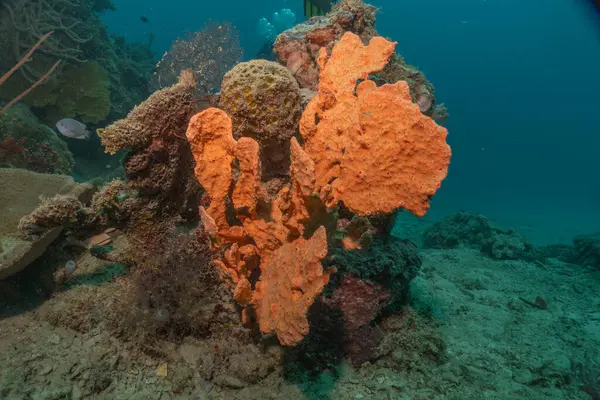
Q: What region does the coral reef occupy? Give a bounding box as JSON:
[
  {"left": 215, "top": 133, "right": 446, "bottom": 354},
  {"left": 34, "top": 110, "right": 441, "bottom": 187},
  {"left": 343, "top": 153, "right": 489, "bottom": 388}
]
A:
[
  {"left": 0, "top": 31, "right": 61, "bottom": 116},
  {"left": 18, "top": 195, "right": 84, "bottom": 236},
  {"left": 0, "top": 104, "right": 74, "bottom": 174},
  {"left": 0, "top": 4, "right": 464, "bottom": 396},
  {"left": 251, "top": 227, "right": 330, "bottom": 346},
  {"left": 219, "top": 60, "right": 301, "bottom": 143},
  {"left": 0, "top": 0, "right": 94, "bottom": 81},
  {"left": 185, "top": 107, "right": 331, "bottom": 346},
  {"left": 104, "top": 38, "right": 155, "bottom": 121},
  {"left": 218, "top": 60, "right": 302, "bottom": 178},
  {"left": 273, "top": 0, "right": 440, "bottom": 114},
  {"left": 94, "top": 72, "right": 205, "bottom": 295},
  {"left": 96, "top": 71, "right": 203, "bottom": 239},
  {"left": 274, "top": 0, "right": 377, "bottom": 89},
  {"left": 185, "top": 32, "right": 450, "bottom": 346},
  {"left": 87, "top": 73, "right": 227, "bottom": 349},
  {"left": 88, "top": 179, "right": 139, "bottom": 228},
  {"left": 150, "top": 21, "right": 243, "bottom": 97},
  {"left": 423, "top": 211, "right": 535, "bottom": 260}
]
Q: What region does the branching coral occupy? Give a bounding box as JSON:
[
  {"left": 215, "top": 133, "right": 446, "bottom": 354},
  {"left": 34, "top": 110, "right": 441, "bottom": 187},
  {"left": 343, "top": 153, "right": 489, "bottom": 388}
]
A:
[{"left": 185, "top": 32, "right": 451, "bottom": 346}]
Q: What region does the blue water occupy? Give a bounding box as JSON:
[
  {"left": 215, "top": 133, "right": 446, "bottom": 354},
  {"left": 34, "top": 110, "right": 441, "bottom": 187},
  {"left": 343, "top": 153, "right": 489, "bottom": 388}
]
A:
[{"left": 102, "top": 0, "right": 600, "bottom": 244}]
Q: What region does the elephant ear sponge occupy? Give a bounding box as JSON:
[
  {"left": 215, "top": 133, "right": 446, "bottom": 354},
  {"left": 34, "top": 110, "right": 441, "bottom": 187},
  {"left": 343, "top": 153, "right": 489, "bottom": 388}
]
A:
[
  {"left": 218, "top": 60, "right": 301, "bottom": 143},
  {"left": 300, "top": 32, "right": 451, "bottom": 217}
]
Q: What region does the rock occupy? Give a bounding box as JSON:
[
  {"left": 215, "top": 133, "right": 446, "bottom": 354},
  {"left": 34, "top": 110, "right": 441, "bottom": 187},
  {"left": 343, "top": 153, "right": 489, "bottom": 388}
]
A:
[
  {"left": 483, "top": 232, "right": 531, "bottom": 260},
  {"left": 39, "top": 362, "right": 54, "bottom": 376},
  {"left": 48, "top": 333, "right": 61, "bottom": 345},
  {"left": 423, "top": 211, "right": 534, "bottom": 261},
  {"left": 572, "top": 232, "right": 600, "bottom": 269}
]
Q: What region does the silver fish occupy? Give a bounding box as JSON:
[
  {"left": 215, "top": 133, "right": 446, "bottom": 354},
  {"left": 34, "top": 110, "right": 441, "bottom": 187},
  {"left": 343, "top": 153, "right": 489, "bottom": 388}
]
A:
[
  {"left": 65, "top": 260, "right": 77, "bottom": 277},
  {"left": 56, "top": 118, "right": 92, "bottom": 140}
]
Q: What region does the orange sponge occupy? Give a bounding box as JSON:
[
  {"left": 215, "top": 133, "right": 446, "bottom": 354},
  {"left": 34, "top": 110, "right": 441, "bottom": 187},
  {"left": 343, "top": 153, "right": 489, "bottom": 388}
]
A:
[{"left": 300, "top": 32, "right": 451, "bottom": 217}]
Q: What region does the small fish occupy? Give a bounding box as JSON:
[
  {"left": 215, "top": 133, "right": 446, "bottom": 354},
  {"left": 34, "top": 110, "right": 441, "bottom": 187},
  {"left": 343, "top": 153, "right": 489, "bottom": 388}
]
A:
[
  {"left": 140, "top": 16, "right": 149, "bottom": 23},
  {"left": 304, "top": 0, "right": 334, "bottom": 18},
  {"left": 65, "top": 260, "right": 77, "bottom": 277},
  {"left": 56, "top": 118, "right": 92, "bottom": 140}
]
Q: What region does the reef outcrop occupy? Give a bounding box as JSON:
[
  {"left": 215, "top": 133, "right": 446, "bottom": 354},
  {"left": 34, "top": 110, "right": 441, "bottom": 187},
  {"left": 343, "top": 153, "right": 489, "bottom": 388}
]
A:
[
  {"left": 186, "top": 32, "right": 450, "bottom": 346},
  {"left": 423, "top": 211, "right": 535, "bottom": 261}
]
